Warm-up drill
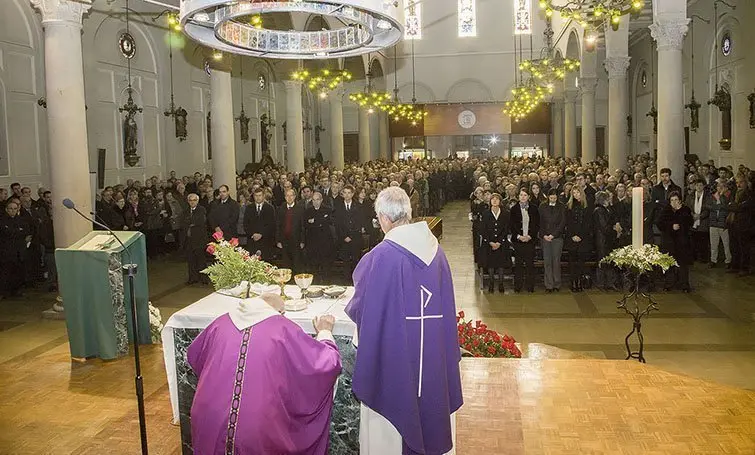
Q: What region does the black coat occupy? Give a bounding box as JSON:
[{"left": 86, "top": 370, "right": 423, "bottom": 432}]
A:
[
  {"left": 303, "top": 205, "right": 335, "bottom": 260},
  {"left": 480, "top": 209, "right": 510, "bottom": 269},
  {"left": 244, "top": 201, "right": 276, "bottom": 257},
  {"left": 658, "top": 205, "right": 694, "bottom": 265},
  {"left": 565, "top": 203, "right": 593, "bottom": 253},
  {"left": 593, "top": 205, "right": 616, "bottom": 259},
  {"left": 0, "top": 214, "right": 29, "bottom": 264},
  {"left": 509, "top": 203, "right": 540, "bottom": 243},
  {"left": 276, "top": 203, "right": 305, "bottom": 245},
  {"left": 181, "top": 205, "right": 208, "bottom": 250},
  {"left": 208, "top": 198, "right": 240, "bottom": 240},
  {"left": 333, "top": 200, "right": 365, "bottom": 248},
  {"left": 613, "top": 198, "right": 632, "bottom": 246},
  {"left": 651, "top": 181, "right": 683, "bottom": 207}
]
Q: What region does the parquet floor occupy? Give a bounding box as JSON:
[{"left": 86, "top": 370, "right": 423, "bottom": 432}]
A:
[{"left": 1, "top": 201, "right": 754, "bottom": 454}]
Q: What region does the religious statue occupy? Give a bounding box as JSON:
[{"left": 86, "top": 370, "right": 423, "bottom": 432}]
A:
[
  {"left": 686, "top": 93, "right": 701, "bottom": 133},
  {"left": 119, "top": 88, "right": 143, "bottom": 167},
  {"left": 708, "top": 87, "right": 732, "bottom": 150},
  {"left": 236, "top": 106, "right": 250, "bottom": 144},
  {"left": 646, "top": 105, "right": 658, "bottom": 135},
  {"left": 175, "top": 107, "right": 188, "bottom": 141},
  {"left": 282, "top": 121, "right": 287, "bottom": 143},
  {"left": 626, "top": 114, "right": 632, "bottom": 137},
  {"left": 207, "top": 111, "right": 212, "bottom": 160},
  {"left": 260, "top": 113, "right": 274, "bottom": 156},
  {"left": 315, "top": 124, "right": 325, "bottom": 145},
  {"left": 747, "top": 91, "right": 755, "bottom": 129}
]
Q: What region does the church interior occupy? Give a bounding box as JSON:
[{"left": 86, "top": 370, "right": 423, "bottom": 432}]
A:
[{"left": 1, "top": 0, "right": 755, "bottom": 453}]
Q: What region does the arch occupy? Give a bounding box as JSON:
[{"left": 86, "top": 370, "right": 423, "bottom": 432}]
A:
[
  {"left": 565, "top": 27, "right": 582, "bottom": 60},
  {"left": 708, "top": 13, "right": 742, "bottom": 72},
  {"left": 369, "top": 57, "right": 386, "bottom": 91},
  {"left": 92, "top": 13, "right": 159, "bottom": 75},
  {"left": 343, "top": 56, "right": 367, "bottom": 80},
  {"left": 445, "top": 78, "right": 494, "bottom": 103},
  {"left": 1, "top": 0, "right": 35, "bottom": 49},
  {"left": 397, "top": 81, "right": 435, "bottom": 103}
]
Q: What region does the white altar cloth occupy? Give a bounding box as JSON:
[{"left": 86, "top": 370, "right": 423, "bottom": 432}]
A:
[{"left": 162, "top": 285, "right": 356, "bottom": 423}]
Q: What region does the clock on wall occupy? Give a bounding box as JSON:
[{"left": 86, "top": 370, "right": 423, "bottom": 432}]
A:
[
  {"left": 458, "top": 110, "right": 476, "bottom": 129},
  {"left": 721, "top": 33, "right": 732, "bottom": 56},
  {"left": 118, "top": 32, "right": 136, "bottom": 60}
]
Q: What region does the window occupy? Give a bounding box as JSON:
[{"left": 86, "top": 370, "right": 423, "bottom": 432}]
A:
[
  {"left": 405, "top": 0, "right": 421, "bottom": 39},
  {"left": 458, "top": 0, "right": 476, "bottom": 37},
  {"left": 514, "top": 0, "right": 532, "bottom": 35}
]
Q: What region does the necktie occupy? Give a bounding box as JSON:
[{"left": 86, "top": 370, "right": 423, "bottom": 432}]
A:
[
  {"left": 347, "top": 203, "right": 350, "bottom": 211},
  {"left": 257, "top": 204, "right": 261, "bottom": 215}
]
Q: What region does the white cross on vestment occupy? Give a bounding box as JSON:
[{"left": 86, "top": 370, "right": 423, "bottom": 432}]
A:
[{"left": 405, "top": 285, "right": 442, "bottom": 398}]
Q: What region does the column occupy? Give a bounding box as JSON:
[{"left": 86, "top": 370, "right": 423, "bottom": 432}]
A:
[
  {"left": 329, "top": 87, "right": 345, "bottom": 170},
  {"left": 32, "top": 0, "right": 92, "bottom": 249},
  {"left": 580, "top": 77, "right": 597, "bottom": 164},
  {"left": 605, "top": 57, "right": 631, "bottom": 173},
  {"left": 358, "top": 108, "right": 371, "bottom": 163},
  {"left": 650, "top": 18, "right": 689, "bottom": 182},
  {"left": 564, "top": 89, "right": 578, "bottom": 160},
  {"left": 284, "top": 80, "right": 305, "bottom": 174},
  {"left": 369, "top": 112, "right": 380, "bottom": 161},
  {"left": 210, "top": 65, "right": 237, "bottom": 197},
  {"left": 552, "top": 100, "right": 564, "bottom": 157},
  {"left": 378, "top": 112, "right": 389, "bottom": 161}
]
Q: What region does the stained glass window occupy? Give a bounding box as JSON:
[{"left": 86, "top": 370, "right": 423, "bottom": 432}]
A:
[
  {"left": 514, "top": 0, "right": 531, "bottom": 35},
  {"left": 458, "top": 0, "right": 476, "bottom": 37},
  {"left": 405, "top": 0, "right": 421, "bottom": 39}
]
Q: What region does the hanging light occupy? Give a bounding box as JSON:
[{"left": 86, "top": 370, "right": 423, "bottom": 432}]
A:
[{"left": 538, "top": 0, "right": 644, "bottom": 28}]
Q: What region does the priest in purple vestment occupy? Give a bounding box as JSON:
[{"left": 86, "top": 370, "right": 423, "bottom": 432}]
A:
[
  {"left": 187, "top": 293, "right": 341, "bottom": 455},
  {"left": 346, "top": 187, "right": 463, "bottom": 455}
]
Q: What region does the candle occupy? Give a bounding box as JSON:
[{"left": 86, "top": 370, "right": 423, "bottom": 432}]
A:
[{"left": 632, "top": 186, "right": 644, "bottom": 250}]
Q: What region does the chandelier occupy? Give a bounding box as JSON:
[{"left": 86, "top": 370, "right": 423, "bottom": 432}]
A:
[
  {"left": 503, "top": 81, "right": 553, "bottom": 122},
  {"left": 539, "top": 0, "right": 645, "bottom": 30},
  {"left": 519, "top": 56, "right": 580, "bottom": 84},
  {"left": 349, "top": 91, "right": 392, "bottom": 113},
  {"left": 380, "top": 40, "right": 427, "bottom": 126},
  {"left": 291, "top": 68, "right": 353, "bottom": 99},
  {"left": 175, "top": 0, "right": 404, "bottom": 59}
]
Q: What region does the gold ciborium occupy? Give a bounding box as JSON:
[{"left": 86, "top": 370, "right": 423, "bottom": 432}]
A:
[{"left": 273, "top": 268, "right": 292, "bottom": 298}]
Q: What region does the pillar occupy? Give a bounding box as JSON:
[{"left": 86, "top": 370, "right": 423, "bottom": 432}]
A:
[
  {"left": 650, "top": 18, "right": 689, "bottom": 182},
  {"left": 605, "top": 57, "right": 631, "bottom": 173},
  {"left": 552, "top": 100, "right": 564, "bottom": 157},
  {"left": 378, "top": 112, "right": 389, "bottom": 161},
  {"left": 284, "top": 80, "right": 305, "bottom": 174},
  {"left": 580, "top": 77, "right": 597, "bottom": 164},
  {"left": 329, "top": 87, "right": 345, "bottom": 169},
  {"left": 358, "top": 108, "right": 371, "bottom": 163},
  {"left": 210, "top": 66, "right": 237, "bottom": 197},
  {"left": 31, "top": 0, "right": 92, "bottom": 248},
  {"left": 564, "top": 89, "right": 578, "bottom": 160}
]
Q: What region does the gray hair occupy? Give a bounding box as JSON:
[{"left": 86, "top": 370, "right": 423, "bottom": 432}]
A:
[{"left": 375, "top": 187, "right": 412, "bottom": 223}]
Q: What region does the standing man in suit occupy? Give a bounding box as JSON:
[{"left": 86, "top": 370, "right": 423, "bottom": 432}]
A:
[
  {"left": 276, "top": 188, "right": 305, "bottom": 273},
  {"left": 651, "top": 168, "right": 683, "bottom": 209},
  {"left": 510, "top": 188, "right": 540, "bottom": 293},
  {"left": 300, "top": 185, "right": 314, "bottom": 210},
  {"left": 334, "top": 185, "right": 365, "bottom": 278},
  {"left": 208, "top": 185, "right": 239, "bottom": 240},
  {"left": 182, "top": 194, "right": 208, "bottom": 285},
  {"left": 244, "top": 187, "right": 276, "bottom": 262},
  {"left": 304, "top": 191, "right": 335, "bottom": 281},
  {"left": 319, "top": 176, "right": 334, "bottom": 208}
]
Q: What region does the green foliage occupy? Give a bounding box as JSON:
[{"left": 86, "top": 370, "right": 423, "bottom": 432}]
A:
[{"left": 202, "top": 236, "right": 277, "bottom": 291}]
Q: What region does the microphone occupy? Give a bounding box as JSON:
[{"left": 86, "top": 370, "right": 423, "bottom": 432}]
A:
[{"left": 62, "top": 198, "right": 128, "bottom": 255}]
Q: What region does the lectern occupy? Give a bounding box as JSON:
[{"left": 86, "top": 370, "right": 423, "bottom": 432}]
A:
[{"left": 56, "top": 231, "right": 151, "bottom": 360}]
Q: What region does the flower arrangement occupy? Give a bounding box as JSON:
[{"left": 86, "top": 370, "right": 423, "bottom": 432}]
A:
[
  {"left": 456, "top": 311, "right": 521, "bottom": 358},
  {"left": 202, "top": 231, "right": 277, "bottom": 291},
  {"left": 600, "top": 244, "right": 677, "bottom": 274},
  {"left": 148, "top": 302, "right": 164, "bottom": 344}
]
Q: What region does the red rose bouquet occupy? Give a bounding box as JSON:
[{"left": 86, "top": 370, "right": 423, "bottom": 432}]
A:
[
  {"left": 202, "top": 230, "right": 277, "bottom": 290},
  {"left": 456, "top": 311, "right": 522, "bottom": 358}
]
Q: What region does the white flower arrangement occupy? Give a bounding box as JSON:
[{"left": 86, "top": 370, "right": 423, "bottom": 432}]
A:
[
  {"left": 148, "top": 301, "right": 164, "bottom": 344},
  {"left": 600, "top": 244, "right": 678, "bottom": 275}
]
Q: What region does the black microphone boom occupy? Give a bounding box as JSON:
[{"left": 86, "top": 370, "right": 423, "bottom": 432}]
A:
[{"left": 62, "top": 198, "right": 149, "bottom": 455}]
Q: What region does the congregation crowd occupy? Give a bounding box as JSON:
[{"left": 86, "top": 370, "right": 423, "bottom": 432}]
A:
[{"left": 1, "top": 153, "right": 754, "bottom": 298}]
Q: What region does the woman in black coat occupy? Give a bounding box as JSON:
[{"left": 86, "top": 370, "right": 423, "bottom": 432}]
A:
[
  {"left": 658, "top": 191, "right": 694, "bottom": 291},
  {"left": 470, "top": 188, "right": 487, "bottom": 270},
  {"left": 593, "top": 190, "right": 618, "bottom": 290},
  {"left": 565, "top": 187, "right": 593, "bottom": 292},
  {"left": 480, "top": 193, "right": 510, "bottom": 293}
]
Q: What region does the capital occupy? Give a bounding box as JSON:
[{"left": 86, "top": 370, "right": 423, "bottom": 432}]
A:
[
  {"left": 649, "top": 18, "right": 689, "bottom": 51},
  {"left": 579, "top": 77, "right": 598, "bottom": 94},
  {"left": 284, "top": 80, "right": 303, "bottom": 91},
  {"left": 564, "top": 89, "right": 579, "bottom": 103},
  {"left": 604, "top": 57, "right": 631, "bottom": 79},
  {"left": 30, "top": 0, "right": 91, "bottom": 26}
]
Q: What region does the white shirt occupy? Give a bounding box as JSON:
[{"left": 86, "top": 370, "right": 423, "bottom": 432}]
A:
[{"left": 694, "top": 192, "right": 704, "bottom": 228}]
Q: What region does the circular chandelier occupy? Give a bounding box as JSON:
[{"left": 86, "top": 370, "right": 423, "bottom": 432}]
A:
[
  {"left": 503, "top": 81, "right": 553, "bottom": 122},
  {"left": 349, "top": 91, "right": 392, "bottom": 113},
  {"left": 519, "top": 56, "right": 580, "bottom": 84},
  {"left": 291, "top": 68, "right": 353, "bottom": 98},
  {"left": 383, "top": 102, "right": 427, "bottom": 124},
  {"left": 180, "top": 0, "right": 404, "bottom": 59},
  {"left": 539, "top": 0, "right": 645, "bottom": 30}
]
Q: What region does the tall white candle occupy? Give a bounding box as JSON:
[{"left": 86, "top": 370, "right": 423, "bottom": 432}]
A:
[{"left": 632, "top": 186, "right": 644, "bottom": 250}]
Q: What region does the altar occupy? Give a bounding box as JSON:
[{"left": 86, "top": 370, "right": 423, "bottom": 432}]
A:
[{"left": 162, "top": 286, "right": 359, "bottom": 455}]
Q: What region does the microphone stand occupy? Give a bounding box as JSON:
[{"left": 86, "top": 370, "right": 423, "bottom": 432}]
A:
[{"left": 68, "top": 205, "right": 149, "bottom": 454}]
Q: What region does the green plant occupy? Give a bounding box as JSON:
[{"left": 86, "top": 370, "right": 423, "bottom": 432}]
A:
[
  {"left": 600, "top": 244, "right": 678, "bottom": 275},
  {"left": 202, "top": 231, "right": 277, "bottom": 291}
]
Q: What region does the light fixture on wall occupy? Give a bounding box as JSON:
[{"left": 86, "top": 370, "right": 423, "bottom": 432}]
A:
[
  {"left": 538, "top": 0, "right": 644, "bottom": 31},
  {"left": 685, "top": 15, "right": 709, "bottom": 133},
  {"left": 119, "top": 0, "right": 143, "bottom": 168},
  {"left": 645, "top": 39, "right": 657, "bottom": 135},
  {"left": 163, "top": 13, "right": 188, "bottom": 142},
  {"left": 236, "top": 58, "right": 251, "bottom": 144},
  {"left": 707, "top": 0, "right": 736, "bottom": 150}
]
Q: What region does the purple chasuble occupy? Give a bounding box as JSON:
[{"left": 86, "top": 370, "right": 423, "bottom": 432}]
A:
[
  {"left": 187, "top": 314, "right": 341, "bottom": 455},
  {"left": 346, "top": 238, "right": 463, "bottom": 455}
]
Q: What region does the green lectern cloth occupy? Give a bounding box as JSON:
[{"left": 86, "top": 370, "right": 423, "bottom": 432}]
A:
[{"left": 56, "top": 231, "right": 151, "bottom": 359}]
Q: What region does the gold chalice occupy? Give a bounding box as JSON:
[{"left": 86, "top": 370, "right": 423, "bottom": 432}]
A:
[
  {"left": 294, "top": 273, "right": 314, "bottom": 300},
  {"left": 273, "top": 268, "right": 292, "bottom": 298}
]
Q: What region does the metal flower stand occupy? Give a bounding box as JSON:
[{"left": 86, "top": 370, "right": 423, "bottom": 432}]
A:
[{"left": 617, "top": 271, "right": 659, "bottom": 363}]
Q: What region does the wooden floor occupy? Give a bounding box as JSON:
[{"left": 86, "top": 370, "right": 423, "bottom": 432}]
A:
[{"left": 2, "top": 200, "right": 755, "bottom": 454}]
